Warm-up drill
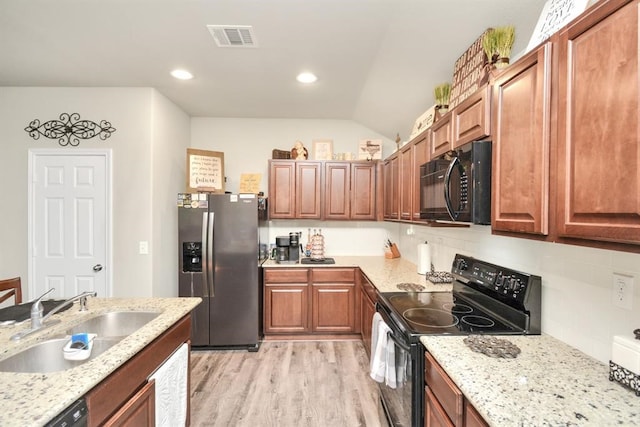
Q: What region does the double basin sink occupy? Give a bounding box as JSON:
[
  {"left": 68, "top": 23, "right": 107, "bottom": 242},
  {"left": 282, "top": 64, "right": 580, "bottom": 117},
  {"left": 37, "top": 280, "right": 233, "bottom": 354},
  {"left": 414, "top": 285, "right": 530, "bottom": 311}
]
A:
[{"left": 0, "top": 311, "right": 160, "bottom": 373}]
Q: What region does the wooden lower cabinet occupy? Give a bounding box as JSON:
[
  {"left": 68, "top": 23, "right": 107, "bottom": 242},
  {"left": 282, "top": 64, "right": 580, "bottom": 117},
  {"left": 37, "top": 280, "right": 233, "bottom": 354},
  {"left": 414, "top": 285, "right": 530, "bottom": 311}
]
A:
[
  {"left": 85, "top": 315, "right": 191, "bottom": 427},
  {"left": 264, "top": 267, "right": 360, "bottom": 336},
  {"left": 424, "top": 352, "right": 488, "bottom": 427},
  {"left": 103, "top": 380, "right": 155, "bottom": 427},
  {"left": 264, "top": 284, "right": 310, "bottom": 333},
  {"left": 359, "top": 272, "right": 377, "bottom": 356}
]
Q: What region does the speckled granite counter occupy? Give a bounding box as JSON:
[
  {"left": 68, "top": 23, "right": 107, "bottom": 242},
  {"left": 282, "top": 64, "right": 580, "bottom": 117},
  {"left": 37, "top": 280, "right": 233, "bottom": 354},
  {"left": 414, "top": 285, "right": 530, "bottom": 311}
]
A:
[
  {"left": 0, "top": 297, "right": 200, "bottom": 427},
  {"left": 420, "top": 334, "right": 640, "bottom": 426},
  {"left": 263, "top": 256, "right": 452, "bottom": 293}
]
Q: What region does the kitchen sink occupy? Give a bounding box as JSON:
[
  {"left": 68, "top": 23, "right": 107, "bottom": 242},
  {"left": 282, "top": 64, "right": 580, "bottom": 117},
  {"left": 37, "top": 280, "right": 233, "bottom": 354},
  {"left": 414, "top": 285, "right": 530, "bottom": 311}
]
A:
[
  {"left": 0, "top": 311, "right": 161, "bottom": 373},
  {"left": 66, "top": 311, "right": 161, "bottom": 338},
  {"left": 0, "top": 337, "right": 120, "bottom": 373}
]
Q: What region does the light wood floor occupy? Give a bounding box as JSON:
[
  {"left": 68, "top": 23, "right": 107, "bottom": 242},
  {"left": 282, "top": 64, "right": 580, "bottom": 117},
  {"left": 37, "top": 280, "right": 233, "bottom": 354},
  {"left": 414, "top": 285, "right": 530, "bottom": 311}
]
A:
[{"left": 190, "top": 340, "right": 388, "bottom": 427}]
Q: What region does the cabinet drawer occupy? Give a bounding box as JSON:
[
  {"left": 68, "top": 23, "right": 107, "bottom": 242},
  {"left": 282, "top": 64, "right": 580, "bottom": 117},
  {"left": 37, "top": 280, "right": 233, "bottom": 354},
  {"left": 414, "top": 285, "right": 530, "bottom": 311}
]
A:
[
  {"left": 264, "top": 268, "right": 309, "bottom": 283},
  {"left": 425, "top": 352, "right": 463, "bottom": 426},
  {"left": 311, "top": 268, "right": 355, "bottom": 283}
]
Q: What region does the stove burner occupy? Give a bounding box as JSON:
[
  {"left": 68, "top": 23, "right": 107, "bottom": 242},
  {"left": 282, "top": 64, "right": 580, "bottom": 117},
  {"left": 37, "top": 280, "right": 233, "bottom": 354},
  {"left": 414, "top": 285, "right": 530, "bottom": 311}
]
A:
[
  {"left": 396, "top": 282, "right": 425, "bottom": 292},
  {"left": 403, "top": 308, "right": 459, "bottom": 328},
  {"left": 461, "top": 315, "right": 495, "bottom": 328},
  {"left": 443, "top": 303, "right": 473, "bottom": 314}
]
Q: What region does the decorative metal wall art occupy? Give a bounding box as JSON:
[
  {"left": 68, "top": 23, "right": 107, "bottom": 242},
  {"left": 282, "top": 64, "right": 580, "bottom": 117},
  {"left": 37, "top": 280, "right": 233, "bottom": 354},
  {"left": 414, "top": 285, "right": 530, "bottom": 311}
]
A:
[{"left": 24, "top": 113, "right": 116, "bottom": 147}]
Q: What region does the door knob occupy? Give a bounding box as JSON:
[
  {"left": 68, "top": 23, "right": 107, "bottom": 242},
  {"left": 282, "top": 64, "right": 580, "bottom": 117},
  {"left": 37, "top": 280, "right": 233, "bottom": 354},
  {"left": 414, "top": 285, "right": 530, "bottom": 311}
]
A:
[{"left": 93, "top": 264, "right": 103, "bottom": 272}]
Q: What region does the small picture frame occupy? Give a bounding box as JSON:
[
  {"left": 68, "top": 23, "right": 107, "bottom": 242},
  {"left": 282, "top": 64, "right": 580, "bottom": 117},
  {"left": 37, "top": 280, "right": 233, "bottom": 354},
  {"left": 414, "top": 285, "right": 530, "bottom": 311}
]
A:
[
  {"left": 186, "top": 148, "right": 225, "bottom": 193},
  {"left": 312, "top": 139, "right": 333, "bottom": 160},
  {"left": 410, "top": 106, "right": 436, "bottom": 140},
  {"left": 358, "top": 139, "right": 382, "bottom": 160}
]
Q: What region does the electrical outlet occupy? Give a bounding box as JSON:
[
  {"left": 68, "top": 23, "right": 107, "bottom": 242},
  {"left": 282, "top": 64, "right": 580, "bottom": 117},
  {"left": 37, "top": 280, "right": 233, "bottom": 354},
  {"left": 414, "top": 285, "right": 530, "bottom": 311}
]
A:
[
  {"left": 139, "top": 241, "right": 149, "bottom": 255},
  {"left": 612, "top": 273, "right": 634, "bottom": 310}
]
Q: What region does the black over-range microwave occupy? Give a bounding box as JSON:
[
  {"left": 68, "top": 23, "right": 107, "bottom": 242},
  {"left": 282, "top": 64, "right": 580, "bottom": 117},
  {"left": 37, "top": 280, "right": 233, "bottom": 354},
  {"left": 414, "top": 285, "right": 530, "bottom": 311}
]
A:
[{"left": 419, "top": 140, "right": 491, "bottom": 224}]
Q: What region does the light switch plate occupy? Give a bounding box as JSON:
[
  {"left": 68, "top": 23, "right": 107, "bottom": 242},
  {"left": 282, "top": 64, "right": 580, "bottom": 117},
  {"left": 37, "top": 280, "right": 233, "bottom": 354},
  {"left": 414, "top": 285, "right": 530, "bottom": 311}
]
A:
[{"left": 139, "top": 241, "right": 149, "bottom": 255}]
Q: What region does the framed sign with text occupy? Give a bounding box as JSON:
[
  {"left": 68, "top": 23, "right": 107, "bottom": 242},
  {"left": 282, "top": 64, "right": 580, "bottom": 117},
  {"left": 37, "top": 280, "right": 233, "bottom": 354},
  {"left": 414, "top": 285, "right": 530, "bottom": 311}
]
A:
[
  {"left": 449, "top": 29, "right": 491, "bottom": 109},
  {"left": 186, "top": 148, "right": 225, "bottom": 193}
]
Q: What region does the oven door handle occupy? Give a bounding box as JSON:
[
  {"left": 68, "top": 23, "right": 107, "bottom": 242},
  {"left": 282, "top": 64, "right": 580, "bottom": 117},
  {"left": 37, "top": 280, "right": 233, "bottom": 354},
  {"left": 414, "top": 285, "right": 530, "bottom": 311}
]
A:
[{"left": 387, "top": 331, "right": 411, "bottom": 353}]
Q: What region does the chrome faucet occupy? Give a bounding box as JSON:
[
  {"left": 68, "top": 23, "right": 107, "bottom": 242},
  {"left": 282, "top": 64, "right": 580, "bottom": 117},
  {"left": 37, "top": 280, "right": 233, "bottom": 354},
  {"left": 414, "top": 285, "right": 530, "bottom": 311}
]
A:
[{"left": 10, "top": 289, "right": 98, "bottom": 341}]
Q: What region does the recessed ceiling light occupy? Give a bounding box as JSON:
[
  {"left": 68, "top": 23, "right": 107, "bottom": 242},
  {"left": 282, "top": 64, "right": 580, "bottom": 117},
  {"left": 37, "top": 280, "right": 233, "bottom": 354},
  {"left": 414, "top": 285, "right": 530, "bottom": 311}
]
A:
[
  {"left": 296, "top": 72, "right": 317, "bottom": 84},
  {"left": 170, "top": 69, "right": 194, "bottom": 80}
]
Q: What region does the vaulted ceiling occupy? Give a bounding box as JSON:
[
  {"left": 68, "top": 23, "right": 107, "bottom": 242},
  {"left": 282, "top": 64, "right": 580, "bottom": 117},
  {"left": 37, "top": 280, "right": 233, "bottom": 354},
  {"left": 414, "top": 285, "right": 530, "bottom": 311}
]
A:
[{"left": 0, "top": 0, "right": 547, "bottom": 140}]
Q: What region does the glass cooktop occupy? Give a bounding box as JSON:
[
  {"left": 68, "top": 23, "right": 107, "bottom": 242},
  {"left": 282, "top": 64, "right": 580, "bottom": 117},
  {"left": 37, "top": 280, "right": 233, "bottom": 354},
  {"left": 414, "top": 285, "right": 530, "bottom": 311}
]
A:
[{"left": 379, "top": 291, "right": 519, "bottom": 335}]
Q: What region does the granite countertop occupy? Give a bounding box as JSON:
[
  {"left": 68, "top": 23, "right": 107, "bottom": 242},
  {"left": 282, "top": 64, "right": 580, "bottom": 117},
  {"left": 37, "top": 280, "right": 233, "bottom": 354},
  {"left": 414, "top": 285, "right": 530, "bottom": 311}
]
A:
[
  {"left": 0, "top": 297, "right": 201, "bottom": 427},
  {"left": 420, "top": 334, "right": 640, "bottom": 426},
  {"left": 263, "top": 256, "right": 453, "bottom": 293}
]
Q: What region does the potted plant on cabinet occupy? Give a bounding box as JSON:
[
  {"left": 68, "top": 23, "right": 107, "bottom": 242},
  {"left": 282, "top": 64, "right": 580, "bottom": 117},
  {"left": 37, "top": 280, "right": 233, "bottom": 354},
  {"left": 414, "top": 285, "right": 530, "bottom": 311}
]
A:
[{"left": 482, "top": 25, "right": 515, "bottom": 69}]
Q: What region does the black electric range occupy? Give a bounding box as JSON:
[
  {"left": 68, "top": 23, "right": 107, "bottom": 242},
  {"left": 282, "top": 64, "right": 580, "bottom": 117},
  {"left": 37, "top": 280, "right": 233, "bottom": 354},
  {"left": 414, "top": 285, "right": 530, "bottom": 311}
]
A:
[{"left": 375, "top": 253, "right": 542, "bottom": 427}]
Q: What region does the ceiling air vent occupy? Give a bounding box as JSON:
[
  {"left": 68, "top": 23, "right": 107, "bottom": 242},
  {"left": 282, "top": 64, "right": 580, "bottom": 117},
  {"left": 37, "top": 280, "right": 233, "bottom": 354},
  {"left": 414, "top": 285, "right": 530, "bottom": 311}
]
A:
[{"left": 207, "top": 25, "right": 258, "bottom": 48}]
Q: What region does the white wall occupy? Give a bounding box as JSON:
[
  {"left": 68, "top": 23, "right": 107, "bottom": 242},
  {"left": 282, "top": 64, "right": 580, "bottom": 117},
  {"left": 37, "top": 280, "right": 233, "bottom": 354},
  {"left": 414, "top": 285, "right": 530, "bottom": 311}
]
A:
[
  {"left": 150, "top": 91, "right": 191, "bottom": 297},
  {"left": 0, "top": 87, "right": 188, "bottom": 299},
  {"left": 191, "top": 117, "right": 394, "bottom": 195},
  {"left": 390, "top": 222, "right": 640, "bottom": 364}
]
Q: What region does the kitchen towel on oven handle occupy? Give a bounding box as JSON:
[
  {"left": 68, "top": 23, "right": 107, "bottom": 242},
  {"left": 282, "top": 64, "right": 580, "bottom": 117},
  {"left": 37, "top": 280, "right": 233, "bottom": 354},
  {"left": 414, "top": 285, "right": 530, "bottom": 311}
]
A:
[{"left": 370, "top": 312, "right": 397, "bottom": 388}]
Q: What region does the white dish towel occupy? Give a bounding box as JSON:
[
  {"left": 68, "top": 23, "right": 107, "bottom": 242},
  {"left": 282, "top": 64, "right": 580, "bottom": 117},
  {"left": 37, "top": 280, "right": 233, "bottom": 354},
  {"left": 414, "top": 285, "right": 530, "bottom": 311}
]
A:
[
  {"left": 149, "top": 342, "right": 189, "bottom": 427},
  {"left": 369, "top": 312, "right": 397, "bottom": 388}
]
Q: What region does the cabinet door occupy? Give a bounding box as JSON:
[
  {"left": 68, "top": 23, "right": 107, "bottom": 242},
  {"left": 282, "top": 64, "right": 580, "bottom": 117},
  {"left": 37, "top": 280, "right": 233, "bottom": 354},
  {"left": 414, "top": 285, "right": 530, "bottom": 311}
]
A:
[
  {"left": 311, "top": 283, "right": 356, "bottom": 332},
  {"left": 296, "top": 162, "right": 322, "bottom": 219},
  {"left": 425, "top": 352, "right": 463, "bottom": 426},
  {"left": 425, "top": 387, "right": 454, "bottom": 427},
  {"left": 324, "top": 162, "right": 350, "bottom": 220},
  {"left": 268, "top": 160, "right": 296, "bottom": 219},
  {"left": 452, "top": 85, "right": 491, "bottom": 149},
  {"left": 464, "top": 401, "right": 489, "bottom": 427},
  {"left": 103, "top": 380, "right": 155, "bottom": 427},
  {"left": 556, "top": 0, "right": 640, "bottom": 244},
  {"left": 264, "top": 285, "right": 310, "bottom": 333},
  {"left": 351, "top": 162, "right": 377, "bottom": 220},
  {"left": 360, "top": 286, "right": 375, "bottom": 356},
  {"left": 412, "top": 132, "right": 430, "bottom": 221},
  {"left": 431, "top": 114, "right": 452, "bottom": 158},
  {"left": 492, "top": 42, "right": 552, "bottom": 235},
  {"left": 383, "top": 155, "right": 399, "bottom": 219},
  {"left": 400, "top": 143, "right": 414, "bottom": 221}
]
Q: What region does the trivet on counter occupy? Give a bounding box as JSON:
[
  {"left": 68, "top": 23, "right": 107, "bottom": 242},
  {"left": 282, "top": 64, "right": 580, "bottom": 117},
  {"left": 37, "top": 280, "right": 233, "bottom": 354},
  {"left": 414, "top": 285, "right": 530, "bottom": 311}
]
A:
[
  {"left": 425, "top": 271, "right": 454, "bottom": 284},
  {"left": 396, "top": 283, "right": 425, "bottom": 292},
  {"left": 463, "top": 335, "right": 521, "bottom": 358}
]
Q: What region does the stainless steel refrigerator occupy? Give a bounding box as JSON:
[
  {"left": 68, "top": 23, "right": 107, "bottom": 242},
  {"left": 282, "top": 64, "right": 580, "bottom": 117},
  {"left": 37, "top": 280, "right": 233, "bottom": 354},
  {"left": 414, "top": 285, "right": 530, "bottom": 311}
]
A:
[{"left": 178, "top": 193, "right": 268, "bottom": 351}]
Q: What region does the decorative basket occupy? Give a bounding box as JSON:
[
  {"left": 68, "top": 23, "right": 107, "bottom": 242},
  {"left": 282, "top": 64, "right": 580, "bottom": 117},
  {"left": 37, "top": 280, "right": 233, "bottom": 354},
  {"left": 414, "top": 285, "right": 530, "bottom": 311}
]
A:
[{"left": 272, "top": 149, "right": 291, "bottom": 159}]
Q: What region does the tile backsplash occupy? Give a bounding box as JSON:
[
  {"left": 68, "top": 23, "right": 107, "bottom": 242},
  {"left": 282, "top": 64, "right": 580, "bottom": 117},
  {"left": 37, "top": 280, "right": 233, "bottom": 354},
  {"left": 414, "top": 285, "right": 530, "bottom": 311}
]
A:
[{"left": 267, "top": 220, "right": 640, "bottom": 364}]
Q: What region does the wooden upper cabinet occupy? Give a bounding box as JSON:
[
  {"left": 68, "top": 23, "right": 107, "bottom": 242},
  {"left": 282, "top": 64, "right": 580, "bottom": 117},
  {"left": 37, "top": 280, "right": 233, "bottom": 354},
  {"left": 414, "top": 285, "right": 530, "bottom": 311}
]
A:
[
  {"left": 268, "top": 160, "right": 296, "bottom": 218},
  {"left": 556, "top": 0, "right": 640, "bottom": 245},
  {"left": 296, "top": 162, "right": 322, "bottom": 219},
  {"left": 431, "top": 113, "right": 452, "bottom": 158},
  {"left": 452, "top": 85, "right": 491, "bottom": 149},
  {"left": 324, "top": 161, "right": 377, "bottom": 220},
  {"left": 412, "top": 131, "right": 430, "bottom": 221},
  {"left": 492, "top": 42, "right": 552, "bottom": 235},
  {"left": 324, "top": 162, "right": 350, "bottom": 220},
  {"left": 351, "top": 162, "right": 377, "bottom": 220},
  {"left": 399, "top": 143, "right": 414, "bottom": 221},
  {"left": 383, "top": 154, "right": 400, "bottom": 220}
]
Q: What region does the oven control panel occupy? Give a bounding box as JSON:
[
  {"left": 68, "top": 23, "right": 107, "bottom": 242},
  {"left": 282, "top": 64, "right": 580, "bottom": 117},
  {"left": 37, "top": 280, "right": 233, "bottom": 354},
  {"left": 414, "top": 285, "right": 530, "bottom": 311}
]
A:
[{"left": 451, "top": 254, "right": 539, "bottom": 305}]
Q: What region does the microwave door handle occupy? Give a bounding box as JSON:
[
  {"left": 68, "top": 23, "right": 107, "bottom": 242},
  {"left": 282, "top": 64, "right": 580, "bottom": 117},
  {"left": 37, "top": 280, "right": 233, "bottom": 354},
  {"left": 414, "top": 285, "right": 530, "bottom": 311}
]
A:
[
  {"left": 444, "top": 157, "right": 459, "bottom": 220},
  {"left": 201, "top": 212, "right": 209, "bottom": 298}
]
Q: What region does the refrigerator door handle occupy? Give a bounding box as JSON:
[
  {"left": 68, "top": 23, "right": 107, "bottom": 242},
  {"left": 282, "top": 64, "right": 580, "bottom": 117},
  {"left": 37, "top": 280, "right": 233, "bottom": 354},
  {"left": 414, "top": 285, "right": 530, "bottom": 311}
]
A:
[
  {"left": 201, "top": 212, "right": 209, "bottom": 297},
  {"left": 208, "top": 212, "right": 215, "bottom": 297}
]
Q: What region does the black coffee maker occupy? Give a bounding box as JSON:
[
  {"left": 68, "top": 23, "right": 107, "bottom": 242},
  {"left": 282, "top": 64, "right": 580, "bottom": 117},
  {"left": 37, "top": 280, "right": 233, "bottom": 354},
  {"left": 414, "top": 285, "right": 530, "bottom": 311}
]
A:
[{"left": 275, "top": 232, "right": 301, "bottom": 264}]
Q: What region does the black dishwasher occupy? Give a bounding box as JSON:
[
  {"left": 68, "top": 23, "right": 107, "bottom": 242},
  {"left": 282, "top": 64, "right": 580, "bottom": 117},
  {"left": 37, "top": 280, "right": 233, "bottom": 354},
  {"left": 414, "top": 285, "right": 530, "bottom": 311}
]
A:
[{"left": 45, "top": 399, "right": 88, "bottom": 427}]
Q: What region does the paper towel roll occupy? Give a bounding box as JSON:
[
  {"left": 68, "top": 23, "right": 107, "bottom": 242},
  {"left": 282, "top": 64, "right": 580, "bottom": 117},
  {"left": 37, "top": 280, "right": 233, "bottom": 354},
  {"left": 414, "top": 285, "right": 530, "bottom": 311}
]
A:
[
  {"left": 417, "top": 242, "right": 431, "bottom": 275},
  {"left": 612, "top": 335, "right": 640, "bottom": 374}
]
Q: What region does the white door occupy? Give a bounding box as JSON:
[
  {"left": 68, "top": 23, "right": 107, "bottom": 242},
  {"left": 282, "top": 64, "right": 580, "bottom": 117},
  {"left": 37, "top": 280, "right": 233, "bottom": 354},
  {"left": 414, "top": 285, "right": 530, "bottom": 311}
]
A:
[{"left": 29, "top": 150, "right": 111, "bottom": 300}]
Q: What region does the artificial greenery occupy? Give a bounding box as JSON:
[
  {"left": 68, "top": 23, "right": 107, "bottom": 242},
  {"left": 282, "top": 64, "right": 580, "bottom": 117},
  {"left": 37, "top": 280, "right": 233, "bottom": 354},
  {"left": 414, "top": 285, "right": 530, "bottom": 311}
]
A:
[
  {"left": 434, "top": 82, "right": 451, "bottom": 107},
  {"left": 482, "top": 26, "right": 516, "bottom": 67}
]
